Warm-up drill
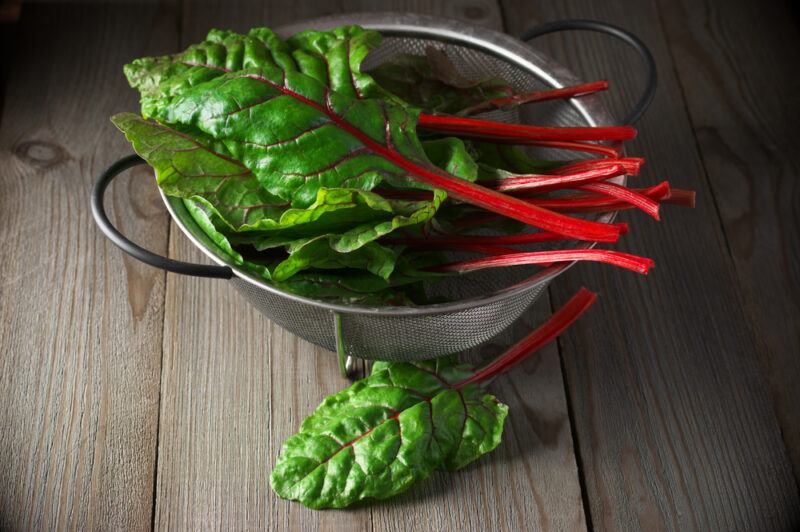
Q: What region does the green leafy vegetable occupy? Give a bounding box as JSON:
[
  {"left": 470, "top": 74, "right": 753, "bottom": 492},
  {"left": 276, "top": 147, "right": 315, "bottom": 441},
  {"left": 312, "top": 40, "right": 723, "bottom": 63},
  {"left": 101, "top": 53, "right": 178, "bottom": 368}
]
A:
[
  {"left": 112, "top": 24, "right": 693, "bottom": 304},
  {"left": 270, "top": 288, "right": 597, "bottom": 508}
]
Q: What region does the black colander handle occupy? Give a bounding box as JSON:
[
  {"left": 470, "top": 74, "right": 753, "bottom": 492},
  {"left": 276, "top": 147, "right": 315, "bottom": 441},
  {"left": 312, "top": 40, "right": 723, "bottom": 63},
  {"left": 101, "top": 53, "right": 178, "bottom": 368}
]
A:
[
  {"left": 520, "top": 19, "right": 657, "bottom": 125},
  {"left": 91, "top": 154, "right": 233, "bottom": 279}
]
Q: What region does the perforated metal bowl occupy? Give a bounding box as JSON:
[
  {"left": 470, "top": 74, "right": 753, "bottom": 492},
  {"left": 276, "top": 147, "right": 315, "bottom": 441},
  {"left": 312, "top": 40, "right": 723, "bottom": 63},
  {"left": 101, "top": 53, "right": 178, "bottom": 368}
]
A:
[{"left": 93, "top": 13, "right": 627, "bottom": 371}]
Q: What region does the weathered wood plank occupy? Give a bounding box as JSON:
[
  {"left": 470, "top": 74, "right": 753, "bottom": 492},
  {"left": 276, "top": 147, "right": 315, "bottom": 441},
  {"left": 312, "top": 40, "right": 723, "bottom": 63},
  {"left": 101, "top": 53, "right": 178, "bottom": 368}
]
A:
[
  {"left": 657, "top": 0, "right": 800, "bottom": 484},
  {"left": 152, "top": 0, "right": 586, "bottom": 530},
  {"left": 0, "top": 3, "right": 176, "bottom": 530},
  {"left": 500, "top": 0, "right": 800, "bottom": 529}
]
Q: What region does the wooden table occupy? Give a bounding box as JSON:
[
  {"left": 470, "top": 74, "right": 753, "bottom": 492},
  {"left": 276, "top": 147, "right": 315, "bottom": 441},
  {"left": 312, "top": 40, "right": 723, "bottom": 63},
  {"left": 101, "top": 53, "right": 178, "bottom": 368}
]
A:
[{"left": 1, "top": 0, "right": 799, "bottom": 530}]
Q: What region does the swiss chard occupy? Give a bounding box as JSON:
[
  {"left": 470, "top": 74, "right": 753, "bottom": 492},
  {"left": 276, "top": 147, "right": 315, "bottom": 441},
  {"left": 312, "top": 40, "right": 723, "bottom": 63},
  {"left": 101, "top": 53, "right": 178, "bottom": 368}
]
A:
[
  {"left": 270, "top": 288, "right": 597, "bottom": 508},
  {"left": 124, "top": 27, "right": 625, "bottom": 242},
  {"left": 114, "top": 24, "right": 695, "bottom": 303}
]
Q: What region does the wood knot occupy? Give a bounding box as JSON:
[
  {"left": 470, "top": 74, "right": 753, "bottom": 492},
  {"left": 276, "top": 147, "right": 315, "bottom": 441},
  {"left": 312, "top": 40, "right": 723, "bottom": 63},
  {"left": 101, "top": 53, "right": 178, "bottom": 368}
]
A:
[
  {"left": 13, "top": 139, "right": 69, "bottom": 169},
  {"left": 462, "top": 5, "right": 487, "bottom": 20}
]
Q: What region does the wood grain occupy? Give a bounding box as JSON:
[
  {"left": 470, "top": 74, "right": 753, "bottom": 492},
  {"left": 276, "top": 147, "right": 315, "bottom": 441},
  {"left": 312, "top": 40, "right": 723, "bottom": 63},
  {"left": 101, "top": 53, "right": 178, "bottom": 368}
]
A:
[
  {"left": 0, "top": 3, "right": 175, "bottom": 530},
  {"left": 152, "top": 0, "right": 586, "bottom": 530},
  {"left": 501, "top": 1, "right": 800, "bottom": 529},
  {"left": 656, "top": 0, "right": 800, "bottom": 483}
]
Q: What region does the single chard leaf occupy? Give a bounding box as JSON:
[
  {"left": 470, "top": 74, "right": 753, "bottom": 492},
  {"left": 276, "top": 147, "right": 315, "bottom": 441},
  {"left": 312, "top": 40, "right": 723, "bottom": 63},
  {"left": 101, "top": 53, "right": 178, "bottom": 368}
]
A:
[
  {"left": 111, "top": 112, "right": 289, "bottom": 230},
  {"left": 270, "top": 358, "right": 507, "bottom": 509},
  {"left": 112, "top": 112, "right": 443, "bottom": 250},
  {"left": 273, "top": 236, "right": 399, "bottom": 281},
  {"left": 153, "top": 60, "right": 434, "bottom": 208},
  {"left": 182, "top": 198, "right": 274, "bottom": 279},
  {"left": 273, "top": 270, "right": 425, "bottom": 305},
  {"left": 271, "top": 288, "right": 598, "bottom": 509}
]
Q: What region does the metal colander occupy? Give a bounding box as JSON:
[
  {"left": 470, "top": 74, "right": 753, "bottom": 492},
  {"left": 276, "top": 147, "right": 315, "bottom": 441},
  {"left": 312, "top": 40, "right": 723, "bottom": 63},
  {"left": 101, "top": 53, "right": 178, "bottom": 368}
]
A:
[{"left": 93, "top": 13, "right": 629, "bottom": 374}]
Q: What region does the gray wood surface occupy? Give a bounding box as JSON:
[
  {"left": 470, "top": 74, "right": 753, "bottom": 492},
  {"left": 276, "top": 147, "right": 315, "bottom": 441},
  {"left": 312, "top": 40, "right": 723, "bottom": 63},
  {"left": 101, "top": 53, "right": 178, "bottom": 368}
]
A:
[
  {"left": 0, "top": 3, "right": 175, "bottom": 530},
  {"left": 0, "top": 0, "right": 798, "bottom": 530},
  {"left": 501, "top": 0, "right": 800, "bottom": 529},
  {"left": 657, "top": 0, "right": 800, "bottom": 482}
]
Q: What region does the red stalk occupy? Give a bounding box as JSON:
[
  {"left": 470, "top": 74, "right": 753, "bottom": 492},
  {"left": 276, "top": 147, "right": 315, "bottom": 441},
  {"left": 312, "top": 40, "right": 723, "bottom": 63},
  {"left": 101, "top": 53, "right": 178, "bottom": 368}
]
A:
[
  {"left": 664, "top": 189, "right": 696, "bottom": 208},
  {"left": 462, "top": 81, "right": 609, "bottom": 115},
  {"left": 388, "top": 222, "right": 630, "bottom": 247},
  {"left": 491, "top": 138, "right": 621, "bottom": 158},
  {"left": 453, "top": 185, "right": 692, "bottom": 227},
  {"left": 429, "top": 249, "right": 654, "bottom": 275},
  {"left": 571, "top": 181, "right": 666, "bottom": 220},
  {"left": 385, "top": 231, "right": 568, "bottom": 247},
  {"left": 418, "top": 114, "right": 636, "bottom": 142},
  {"left": 455, "top": 288, "right": 597, "bottom": 387},
  {"left": 521, "top": 182, "right": 671, "bottom": 212},
  {"left": 553, "top": 157, "right": 644, "bottom": 176},
  {"left": 481, "top": 164, "right": 624, "bottom": 193}
]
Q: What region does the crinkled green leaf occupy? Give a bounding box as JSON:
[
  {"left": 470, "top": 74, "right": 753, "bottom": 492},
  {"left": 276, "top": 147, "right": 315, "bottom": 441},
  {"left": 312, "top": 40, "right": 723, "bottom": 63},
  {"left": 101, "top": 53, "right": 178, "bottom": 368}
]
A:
[
  {"left": 286, "top": 25, "right": 393, "bottom": 101},
  {"left": 113, "top": 112, "right": 444, "bottom": 250},
  {"left": 182, "top": 198, "right": 274, "bottom": 279},
  {"left": 274, "top": 270, "right": 425, "bottom": 305},
  {"left": 126, "top": 27, "right": 301, "bottom": 118},
  {"left": 273, "top": 236, "right": 399, "bottom": 281},
  {"left": 252, "top": 187, "right": 445, "bottom": 253},
  {"left": 270, "top": 357, "right": 507, "bottom": 509},
  {"left": 368, "top": 49, "right": 512, "bottom": 114},
  {"left": 184, "top": 198, "right": 402, "bottom": 283},
  {"left": 422, "top": 137, "right": 478, "bottom": 182},
  {"left": 126, "top": 26, "right": 387, "bottom": 118},
  {"left": 126, "top": 27, "right": 465, "bottom": 209},
  {"left": 112, "top": 112, "right": 291, "bottom": 231}
]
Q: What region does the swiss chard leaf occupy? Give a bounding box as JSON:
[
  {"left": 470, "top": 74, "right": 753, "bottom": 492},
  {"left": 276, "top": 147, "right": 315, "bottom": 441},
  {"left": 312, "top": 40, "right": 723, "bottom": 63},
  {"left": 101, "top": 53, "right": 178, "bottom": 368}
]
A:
[
  {"left": 270, "top": 357, "right": 507, "bottom": 509},
  {"left": 152, "top": 63, "right": 435, "bottom": 208},
  {"left": 123, "top": 27, "right": 624, "bottom": 243},
  {"left": 183, "top": 197, "right": 404, "bottom": 283},
  {"left": 181, "top": 198, "right": 274, "bottom": 280},
  {"left": 273, "top": 270, "right": 426, "bottom": 305},
  {"left": 112, "top": 112, "right": 444, "bottom": 251},
  {"left": 125, "top": 26, "right": 386, "bottom": 118},
  {"left": 272, "top": 235, "right": 399, "bottom": 281}
]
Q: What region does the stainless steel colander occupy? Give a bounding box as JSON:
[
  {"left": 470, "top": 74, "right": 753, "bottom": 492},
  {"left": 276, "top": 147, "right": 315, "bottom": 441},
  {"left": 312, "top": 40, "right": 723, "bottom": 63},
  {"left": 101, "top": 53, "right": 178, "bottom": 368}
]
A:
[{"left": 93, "top": 13, "right": 641, "bottom": 375}]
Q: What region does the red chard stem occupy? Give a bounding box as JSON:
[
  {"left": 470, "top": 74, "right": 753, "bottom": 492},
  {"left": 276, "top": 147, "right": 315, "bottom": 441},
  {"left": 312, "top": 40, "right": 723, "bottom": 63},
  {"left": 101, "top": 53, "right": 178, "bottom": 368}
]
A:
[
  {"left": 553, "top": 157, "right": 644, "bottom": 176},
  {"left": 455, "top": 287, "right": 598, "bottom": 387},
  {"left": 418, "top": 114, "right": 636, "bottom": 142},
  {"left": 462, "top": 81, "right": 609, "bottom": 115},
  {"left": 429, "top": 249, "right": 654, "bottom": 275},
  {"left": 481, "top": 164, "right": 625, "bottom": 193},
  {"left": 572, "top": 181, "right": 666, "bottom": 220}
]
